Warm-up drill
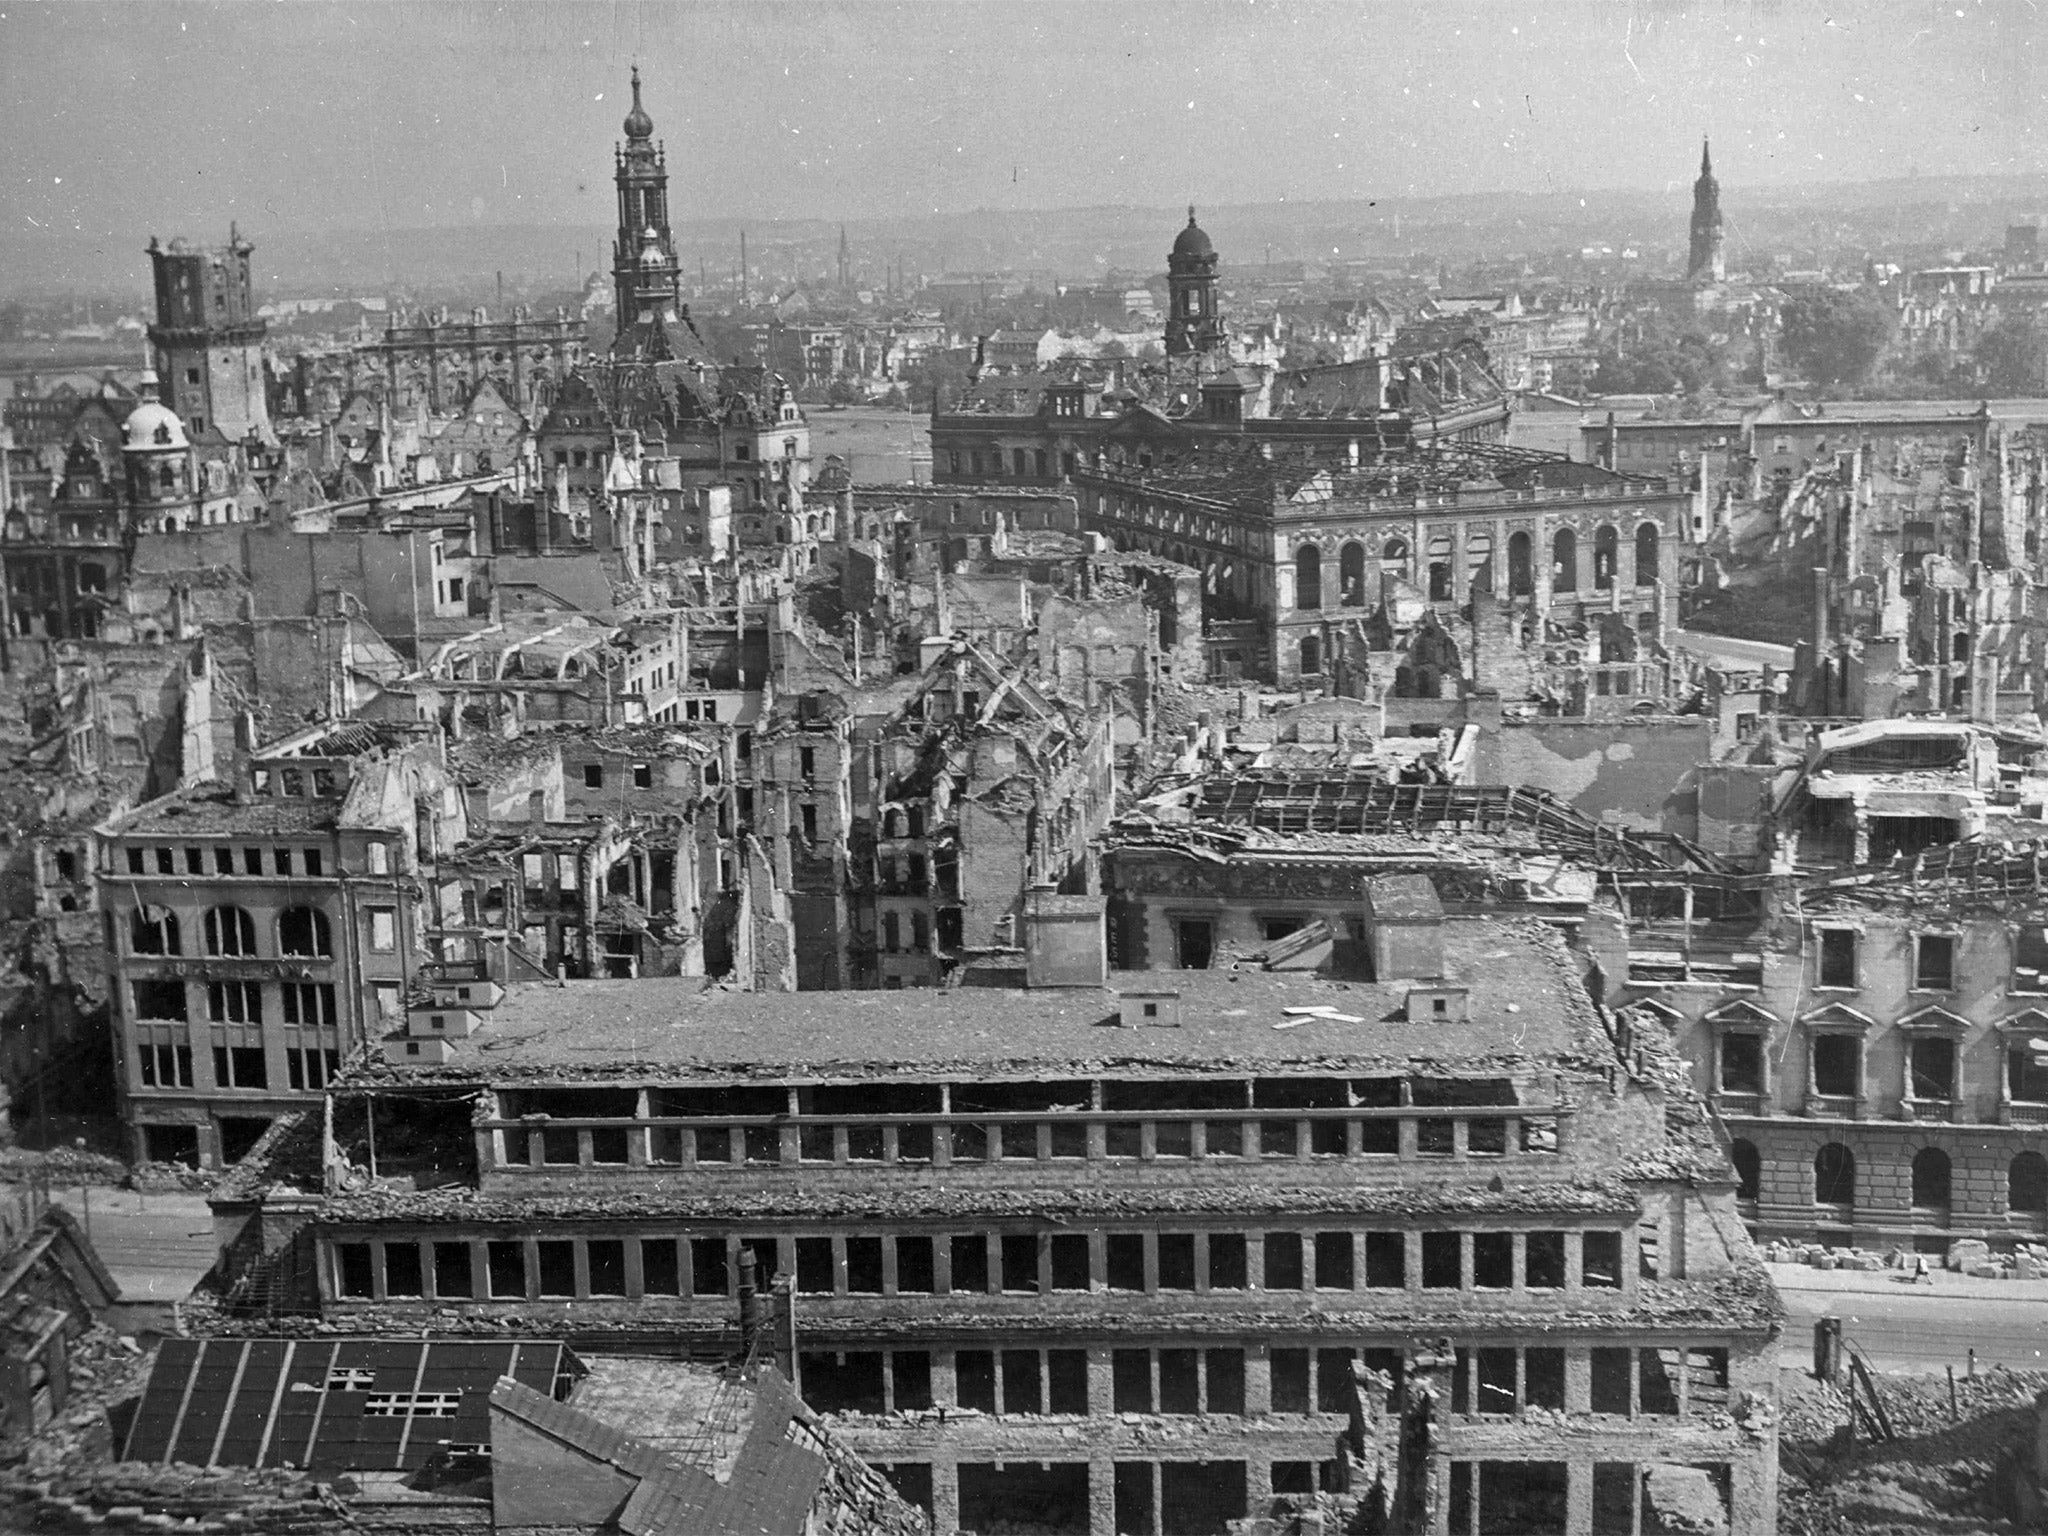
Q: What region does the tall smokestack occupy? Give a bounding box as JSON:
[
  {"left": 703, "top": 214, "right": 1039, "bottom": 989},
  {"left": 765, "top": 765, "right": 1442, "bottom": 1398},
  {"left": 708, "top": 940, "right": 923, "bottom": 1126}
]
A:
[{"left": 1812, "top": 566, "right": 1832, "bottom": 714}]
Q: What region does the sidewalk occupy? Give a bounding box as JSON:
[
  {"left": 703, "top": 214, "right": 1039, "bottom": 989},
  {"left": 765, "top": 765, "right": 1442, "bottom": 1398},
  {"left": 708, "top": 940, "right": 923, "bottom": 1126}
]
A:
[
  {"left": 1768, "top": 1260, "right": 2048, "bottom": 1304},
  {"left": 48, "top": 1186, "right": 217, "bottom": 1304}
]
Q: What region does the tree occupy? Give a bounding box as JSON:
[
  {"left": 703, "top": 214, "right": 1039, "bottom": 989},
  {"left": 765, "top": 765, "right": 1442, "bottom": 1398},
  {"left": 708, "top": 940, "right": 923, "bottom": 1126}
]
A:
[
  {"left": 1972, "top": 313, "right": 2047, "bottom": 396},
  {"left": 1779, "top": 290, "right": 1894, "bottom": 389}
]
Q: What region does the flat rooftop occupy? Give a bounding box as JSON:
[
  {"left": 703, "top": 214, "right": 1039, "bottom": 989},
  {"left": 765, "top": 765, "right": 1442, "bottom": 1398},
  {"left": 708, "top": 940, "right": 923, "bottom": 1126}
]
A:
[{"left": 361, "top": 918, "right": 1601, "bottom": 1085}]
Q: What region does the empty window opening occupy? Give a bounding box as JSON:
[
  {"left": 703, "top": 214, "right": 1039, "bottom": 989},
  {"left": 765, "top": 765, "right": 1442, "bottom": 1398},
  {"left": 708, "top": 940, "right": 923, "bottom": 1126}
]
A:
[
  {"left": 1472, "top": 1231, "right": 1513, "bottom": 1289},
  {"left": 1106, "top": 1233, "right": 1146, "bottom": 1291},
  {"left": 957, "top": 1463, "right": 1088, "bottom": 1536},
  {"left": 1208, "top": 1233, "right": 1248, "bottom": 1290},
  {"left": 1263, "top": 1233, "right": 1304, "bottom": 1290},
  {"left": 1421, "top": 1231, "right": 1462, "bottom": 1289},
  {"left": 1583, "top": 1231, "right": 1624, "bottom": 1288},
  {"left": 1157, "top": 1233, "right": 1196, "bottom": 1290}
]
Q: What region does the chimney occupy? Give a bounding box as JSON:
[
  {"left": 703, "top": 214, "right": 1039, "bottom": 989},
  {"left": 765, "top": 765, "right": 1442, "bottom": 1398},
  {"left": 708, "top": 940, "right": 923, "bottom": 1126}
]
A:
[
  {"left": 1022, "top": 888, "right": 1108, "bottom": 988},
  {"left": 1360, "top": 874, "right": 1444, "bottom": 982}
]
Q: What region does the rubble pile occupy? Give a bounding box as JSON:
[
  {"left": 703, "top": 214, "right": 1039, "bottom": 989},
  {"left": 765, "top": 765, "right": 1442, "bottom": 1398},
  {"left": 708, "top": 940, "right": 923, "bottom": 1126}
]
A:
[
  {"left": 1778, "top": 1369, "right": 2048, "bottom": 1535},
  {"left": 1762, "top": 1238, "right": 2048, "bottom": 1281}
]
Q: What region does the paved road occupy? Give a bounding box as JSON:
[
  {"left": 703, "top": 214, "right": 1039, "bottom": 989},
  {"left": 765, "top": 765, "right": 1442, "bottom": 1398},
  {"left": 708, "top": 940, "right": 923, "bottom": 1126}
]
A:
[
  {"left": 50, "top": 1187, "right": 217, "bottom": 1303},
  {"left": 1779, "top": 1284, "right": 2048, "bottom": 1373}
]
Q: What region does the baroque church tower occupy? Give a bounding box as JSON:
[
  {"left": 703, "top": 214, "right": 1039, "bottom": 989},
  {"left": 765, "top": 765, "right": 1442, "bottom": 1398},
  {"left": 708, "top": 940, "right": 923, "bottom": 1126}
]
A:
[
  {"left": 1164, "top": 207, "right": 1225, "bottom": 359},
  {"left": 610, "top": 67, "right": 683, "bottom": 361},
  {"left": 1687, "top": 139, "right": 1725, "bottom": 284}
]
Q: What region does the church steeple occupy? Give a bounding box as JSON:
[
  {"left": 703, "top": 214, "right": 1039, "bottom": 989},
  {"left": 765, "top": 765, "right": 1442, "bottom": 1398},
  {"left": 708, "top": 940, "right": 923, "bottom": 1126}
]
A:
[
  {"left": 611, "top": 65, "right": 681, "bottom": 360},
  {"left": 1688, "top": 137, "right": 1725, "bottom": 285},
  {"left": 1165, "top": 206, "right": 1224, "bottom": 359}
]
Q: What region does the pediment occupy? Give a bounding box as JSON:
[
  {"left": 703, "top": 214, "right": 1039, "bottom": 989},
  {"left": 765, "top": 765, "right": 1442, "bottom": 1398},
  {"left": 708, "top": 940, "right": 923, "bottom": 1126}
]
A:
[
  {"left": 1704, "top": 998, "right": 1781, "bottom": 1028},
  {"left": 1897, "top": 1004, "right": 1971, "bottom": 1033},
  {"left": 1799, "top": 1002, "right": 1877, "bottom": 1032}
]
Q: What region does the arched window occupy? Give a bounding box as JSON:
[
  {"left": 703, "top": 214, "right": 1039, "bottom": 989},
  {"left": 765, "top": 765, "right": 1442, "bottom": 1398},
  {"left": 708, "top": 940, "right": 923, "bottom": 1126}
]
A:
[
  {"left": 1507, "top": 531, "right": 1533, "bottom": 596},
  {"left": 1911, "top": 1146, "right": 1952, "bottom": 1209},
  {"left": 1634, "top": 522, "right": 1661, "bottom": 587},
  {"left": 1427, "top": 533, "right": 1453, "bottom": 601},
  {"left": 1815, "top": 1143, "right": 1855, "bottom": 1207},
  {"left": 205, "top": 906, "right": 257, "bottom": 957},
  {"left": 1382, "top": 536, "right": 1409, "bottom": 569},
  {"left": 2011, "top": 1152, "right": 2048, "bottom": 1213},
  {"left": 131, "top": 907, "right": 180, "bottom": 956},
  {"left": 1339, "top": 542, "right": 1367, "bottom": 606},
  {"left": 1294, "top": 545, "right": 1323, "bottom": 610},
  {"left": 1552, "top": 528, "right": 1577, "bottom": 591},
  {"left": 278, "top": 906, "right": 333, "bottom": 958},
  {"left": 1594, "top": 525, "right": 1619, "bottom": 590},
  {"left": 1299, "top": 635, "right": 1322, "bottom": 676},
  {"left": 1730, "top": 1138, "right": 1761, "bottom": 1204}
]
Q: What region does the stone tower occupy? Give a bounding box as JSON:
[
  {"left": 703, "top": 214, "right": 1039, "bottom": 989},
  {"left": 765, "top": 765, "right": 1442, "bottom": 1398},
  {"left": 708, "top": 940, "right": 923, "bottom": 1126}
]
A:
[
  {"left": 1688, "top": 139, "right": 1725, "bottom": 285},
  {"left": 1165, "top": 207, "right": 1225, "bottom": 358},
  {"left": 145, "top": 227, "right": 273, "bottom": 445},
  {"left": 610, "top": 66, "right": 683, "bottom": 361}
]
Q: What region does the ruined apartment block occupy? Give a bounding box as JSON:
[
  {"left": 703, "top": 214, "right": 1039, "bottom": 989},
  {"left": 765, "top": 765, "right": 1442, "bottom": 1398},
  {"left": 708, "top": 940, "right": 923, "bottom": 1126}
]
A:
[{"left": 219, "top": 878, "right": 1781, "bottom": 1536}]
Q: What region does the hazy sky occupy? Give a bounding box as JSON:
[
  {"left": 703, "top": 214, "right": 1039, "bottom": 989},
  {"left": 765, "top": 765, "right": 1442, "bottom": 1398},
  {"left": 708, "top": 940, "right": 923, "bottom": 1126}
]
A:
[{"left": 5, "top": 0, "right": 2047, "bottom": 245}]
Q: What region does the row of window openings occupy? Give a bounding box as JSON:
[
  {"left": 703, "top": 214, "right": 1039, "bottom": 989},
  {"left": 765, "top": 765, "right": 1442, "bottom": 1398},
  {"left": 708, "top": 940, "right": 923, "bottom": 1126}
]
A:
[
  {"left": 132, "top": 979, "right": 339, "bottom": 1029},
  {"left": 135, "top": 1040, "right": 338, "bottom": 1092},
  {"left": 126, "top": 906, "right": 396, "bottom": 968},
  {"left": 330, "top": 1229, "right": 1629, "bottom": 1302},
  {"left": 498, "top": 1114, "right": 1557, "bottom": 1168},
  {"left": 1813, "top": 928, "right": 2003, "bottom": 993},
  {"left": 950, "top": 448, "right": 1057, "bottom": 480},
  {"left": 1448, "top": 1460, "right": 1734, "bottom": 1536},
  {"left": 789, "top": 1343, "right": 1727, "bottom": 1422},
  {"left": 1720, "top": 1030, "right": 2045, "bottom": 1105},
  {"left": 125, "top": 843, "right": 392, "bottom": 880},
  {"left": 1289, "top": 525, "right": 1662, "bottom": 610}
]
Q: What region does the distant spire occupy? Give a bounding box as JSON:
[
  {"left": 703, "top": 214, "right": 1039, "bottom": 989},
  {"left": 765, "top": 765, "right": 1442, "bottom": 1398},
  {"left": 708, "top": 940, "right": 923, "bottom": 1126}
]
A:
[{"left": 1701, "top": 138, "right": 1713, "bottom": 178}]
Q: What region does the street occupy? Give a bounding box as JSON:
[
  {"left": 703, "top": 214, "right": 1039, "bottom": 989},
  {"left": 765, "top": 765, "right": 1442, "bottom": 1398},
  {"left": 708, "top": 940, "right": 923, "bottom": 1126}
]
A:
[
  {"left": 50, "top": 1187, "right": 218, "bottom": 1303},
  {"left": 1774, "top": 1267, "right": 2048, "bottom": 1373}
]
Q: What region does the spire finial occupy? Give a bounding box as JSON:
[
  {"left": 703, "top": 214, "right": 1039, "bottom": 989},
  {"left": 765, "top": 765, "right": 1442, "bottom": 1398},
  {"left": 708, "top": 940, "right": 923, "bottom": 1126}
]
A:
[
  {"left": 1188, "top": 204, "right": 1198, "bottom": 226},
  {"left": 1701, "top": 137, "right": 1713, "bottom": 176},
  {"left": 631, "top": 64, "right": 642, "bottom": 104}
]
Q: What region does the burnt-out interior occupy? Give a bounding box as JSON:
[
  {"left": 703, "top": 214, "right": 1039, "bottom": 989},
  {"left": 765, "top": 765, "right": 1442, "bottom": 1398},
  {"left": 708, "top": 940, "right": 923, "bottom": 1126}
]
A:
[
  {"left": 1824, "top": 734, "right": 1967, "bottom": 775},
  {"left": 333, "top": 1092, "right": 476, "bottom": 1188},
  {"left": 1868, "top": 814, "right": 1959, "bottom": 862},
  {"left": 957, "top": 1460, "right": 1089, "bottom": 1536}
]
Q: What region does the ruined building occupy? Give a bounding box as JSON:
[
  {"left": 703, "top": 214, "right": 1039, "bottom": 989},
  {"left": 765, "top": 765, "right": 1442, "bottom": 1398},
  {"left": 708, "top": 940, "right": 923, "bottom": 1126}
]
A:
[{"left": 220, "top": 883, "right": 1781, "bottom": 1536}]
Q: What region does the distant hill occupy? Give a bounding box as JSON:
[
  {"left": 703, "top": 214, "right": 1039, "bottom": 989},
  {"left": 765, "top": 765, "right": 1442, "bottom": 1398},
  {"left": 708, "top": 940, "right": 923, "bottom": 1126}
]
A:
[{"left": 11, "top": 171, "right": 2048, "bottom": 301}]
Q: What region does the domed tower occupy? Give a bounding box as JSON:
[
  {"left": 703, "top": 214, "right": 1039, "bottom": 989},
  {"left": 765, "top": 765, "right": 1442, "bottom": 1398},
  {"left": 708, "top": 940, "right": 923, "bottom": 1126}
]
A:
[
  {"left": 121, "top": 371, "right": 200, "bottom": 532},
  {"left": 1165, "top": 207, "right": 1225, "bottom": 358},
  {"left": 611, "top": 66, "right": 683, "bottom": 361},
  {"left": 1687, "top": 139, "right": 1725, "bottom": 284}
]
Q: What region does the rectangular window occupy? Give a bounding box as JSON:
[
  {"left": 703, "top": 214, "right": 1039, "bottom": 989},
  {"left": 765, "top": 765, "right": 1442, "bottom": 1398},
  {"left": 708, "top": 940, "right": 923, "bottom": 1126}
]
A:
[
  {"left": 1583, "top": 1230, "right": 1625, "bottom": 1288},
  {"left": 369, "top": 909, "right": 397, "bottom": 952},
  {"left": 1915, "top": 933, "right": 1956, "bottom": 991},
  {"left": 1106, "top": 1233, "right": 1146, "bottom": 1291},
  {"left": 584, "top": 765, "right": 604, "bottom": 788},
  {"left": 536, "top": 1241, "right": 576, "bottom": 1297},
  {"left": 1262, "top": 1233, "right": 1303, "bottom": 1291},
  {"left": 384, "top": 1243, "right": 423, "bottom": 1297},
  {"left": 2011, "top": 1045, "right": 2048, "bottom": 1103},
  {"left": 274, "top": 848, "right": 293, "bottom": 876},
  {"left": 133, "top": 979, "right": 187, "bottom": 1021},
  {"left": 207, "top": 980, "right": 262, "bottom": 1025},
  {"left": 586, "top": 1240, "right": 626, "bottom": 1296},
  {"left": 950, "top": 1235, "right": 990, "bottom": 1293},
  {"left": 1000, "top": 1234, "right": 1039, "bottom": 1293},
  {"left": 126, "top": 847, "right": 145, "bottom": 874},
  {"left": 137, "top": 1040, "right": 194, "bottom": 1088},
  {"left": 1812, "top": 1034, "right": 1860, "bottom": 1098},
  {"left": 1472, "top": 1231, "right": 1513, "bottom": 1289},
  {"left": 639, "top": 1239, "right": 680, "bottom": 1296},
  {"left": 1156, "top": 1233, "right": 1196, "bottom": 1290},
  {"left": 244, "top": 848, "right": 261, "bottom": 874},
  {"left": 691, "top": 1239, "right": 729, "bottom": 1297},
  {"left": 1270, "top": 1348, "right": 1310, "bottom": 1413},
  {"left": 1002, "top": 1350, "right": 1042, "bottom": 1413},
  {"left": 214, "top": 848, "right": 235, "bottom": 875},
  {"left": 1314, "top": 1231, "right": 1354, "bottom": 1290},
  {"left": 1720, "top": 1033, "right": 1764, "bottom": 1094},
  {"left": 367, "top": 841, "right": 389, "bottom": 876},
  {"left": 796, "top": 1237, "right": 835, "bottom": 1293},
  {"left": 211, "top": 1044, "right": 267, "bottom": 1090},
  {"left": 955, "top": 1350, "right": 995, "bottom": 1412},
  {"left": 1112, "top": 1349, "right": 1152, "bottom": 1413},
  {"left": 433, "top": 1242, "right": 473, "bottom": 1299},
  {"left": 1047, "top": 1350, "right": 1087, "bottom": 1414},
  {"left": 1364, "top": 1231, "right": 1405, "bottom": 1288},
  {"left": 303, "top": 848, "right": 323, "bottom": 877},
  {"left": 1591, "top": 1348, "right": 1632, "bottom": 1413},
  {"left": 1421, "top": 1231, "right": 1462, "bottom": 1289},
  {"left": 1910, "top": 1035, "right": 1957, "bottom": 1101},
  {"left": 336, "top": 1243, "right": 374, "bottom": 1298},
  {"left": 483, "top": 1241, "right": 524, "bottom": 1299},
  {"left": 1818, "top": 927, "right": 1857, "bottom": 987},
  {"left": 281, "top": 982, "right": 336, "bottom": 1027},
  {"left": 285, "top": 1047, "right": 338, "bottom": 1092},
  {"left": 1208, "top": 1233, "right": 1247, "bottom": 1290},
  {"left": 894, "top": 1236, "right": 934, "bottom": 1293},
  {"left": 1048, "top": 1233, "right": 1089, "bottom": 1291}
]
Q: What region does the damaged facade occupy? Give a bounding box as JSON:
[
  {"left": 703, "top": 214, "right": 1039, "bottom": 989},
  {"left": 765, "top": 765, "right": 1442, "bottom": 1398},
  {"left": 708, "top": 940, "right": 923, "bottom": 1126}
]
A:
[{"left": 216, "top": 883, "right": 1780, "bottom": 1536}]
